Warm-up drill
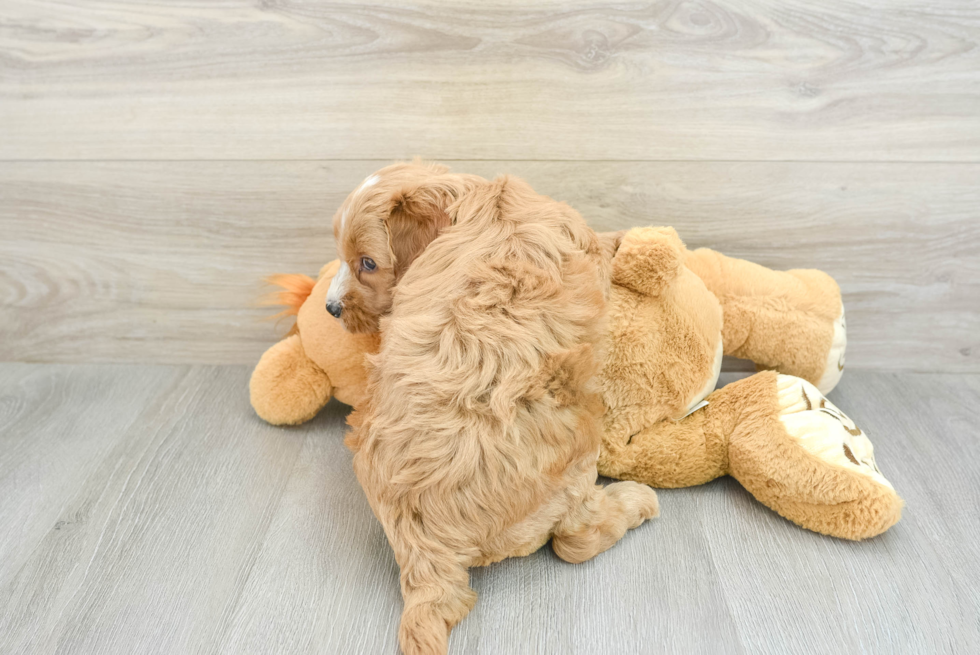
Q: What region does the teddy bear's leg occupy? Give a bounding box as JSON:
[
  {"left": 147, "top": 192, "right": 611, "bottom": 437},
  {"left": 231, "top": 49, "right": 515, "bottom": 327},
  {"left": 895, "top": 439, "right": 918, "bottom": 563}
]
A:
[
  {"left": 598, "top": 408, "right": 728, "bottom": 489},
  {"left": 596, "top": 369, "right": 766, "bottom": 489},
  {"left": 249, "top": 334, "right": 334, "bottom": 426},
  {"left": 598, "top": 372, "right": 902, "bottom": 539},
  {"left": 725, "top": 372, "right": 903, "bottom": 540},
  {"left": 684, "top": 248, "right": 846, "bottom": 394}
]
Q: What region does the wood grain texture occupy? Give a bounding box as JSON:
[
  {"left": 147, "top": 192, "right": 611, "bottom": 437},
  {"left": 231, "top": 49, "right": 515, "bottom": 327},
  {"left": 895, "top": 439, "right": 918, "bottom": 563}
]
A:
[
  {"left": 2, "top": 1, "right": 977, "bottom": 652},
  {"left": 2, "top": 160, "right": 977, "bottom": 370},
  {"left": 0, "top": 365, "right": 309, "bottom": 654},
  {"left": 700, "top": 372, "right": 980, "bottom": 654},
  {"left": 0, "top": 364, "right": 184, "bottom": 591},
  {"left": 1, "top": 366, "right": 978, "bottom": 654},
  {"left": 1, "top": 0, "right": 979, "bottom": 161}
]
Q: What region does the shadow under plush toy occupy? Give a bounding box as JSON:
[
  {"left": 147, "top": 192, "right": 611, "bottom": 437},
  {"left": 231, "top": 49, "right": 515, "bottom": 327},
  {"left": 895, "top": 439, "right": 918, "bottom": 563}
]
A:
[{"left": 250, "top": 228, "right": 902, "bottom": 540}]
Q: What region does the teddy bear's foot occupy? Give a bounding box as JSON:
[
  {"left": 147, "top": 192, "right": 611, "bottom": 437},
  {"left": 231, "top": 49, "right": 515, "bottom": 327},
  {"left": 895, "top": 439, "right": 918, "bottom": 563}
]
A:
[
  {"left": 776, "top": 374, "right": 890, "bottom": 490},
  {"left": 723, "top": 372, "right": 901, "bottom": 540},
  {"left": 815, "top": 304, "right": 847, "bottom": 395},
  {"left": 744, "top": 374, "right": 904, "bottom": 539}
]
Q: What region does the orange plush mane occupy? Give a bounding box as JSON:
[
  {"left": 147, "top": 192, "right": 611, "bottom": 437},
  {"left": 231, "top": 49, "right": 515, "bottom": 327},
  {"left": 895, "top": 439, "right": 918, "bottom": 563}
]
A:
[{"left": 261, "top": 274, "right": 317, "bottom": 335}]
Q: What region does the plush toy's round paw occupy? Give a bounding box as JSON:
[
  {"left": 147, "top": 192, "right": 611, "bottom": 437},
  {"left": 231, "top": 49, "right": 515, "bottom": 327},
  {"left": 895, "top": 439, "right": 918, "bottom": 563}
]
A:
[
  {"left": 777, "top": 374, "right": 888, "bottom": 489},
  {"left": 250, "top": 334, "right": 334, "bottom": 426},
  {"left": 815, "top": 304, "right": 847, "bottom": 395},
  {"left": 768, "top": 374, "right": 902, "bottom": 539}
]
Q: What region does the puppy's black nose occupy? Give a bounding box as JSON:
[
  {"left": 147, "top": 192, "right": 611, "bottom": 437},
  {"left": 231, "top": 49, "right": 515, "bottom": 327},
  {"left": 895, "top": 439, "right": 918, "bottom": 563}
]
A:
[{"left": 326, "top": 300, "right": 343, "bottom": 318}]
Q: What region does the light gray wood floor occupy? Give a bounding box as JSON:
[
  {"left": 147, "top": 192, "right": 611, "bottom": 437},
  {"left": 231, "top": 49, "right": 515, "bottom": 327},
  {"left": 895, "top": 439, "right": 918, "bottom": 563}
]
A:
[{"left": 1, "top": 365, "right": 977, "bottom": 654}]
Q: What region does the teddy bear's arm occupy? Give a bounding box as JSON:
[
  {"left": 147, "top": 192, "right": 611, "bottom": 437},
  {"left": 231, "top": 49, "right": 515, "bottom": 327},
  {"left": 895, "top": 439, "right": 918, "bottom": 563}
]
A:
[
  {"left": 250, "top": 333, "right": 334, "bottom": 426},
  {"left": 598, "top": 371, "right": 902, "bottom": 540}
]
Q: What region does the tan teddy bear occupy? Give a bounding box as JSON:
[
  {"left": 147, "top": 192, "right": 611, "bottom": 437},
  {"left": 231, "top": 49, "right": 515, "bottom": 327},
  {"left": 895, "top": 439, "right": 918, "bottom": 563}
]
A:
[
  {"left": 249, "top": 261, "right": 377, "bottom": 426},
  {"left": 250, "top": 229, "right": 902, "bottom": 540},
  {"left": 597, "top": 227, "right": 901, "bottom": 540}
]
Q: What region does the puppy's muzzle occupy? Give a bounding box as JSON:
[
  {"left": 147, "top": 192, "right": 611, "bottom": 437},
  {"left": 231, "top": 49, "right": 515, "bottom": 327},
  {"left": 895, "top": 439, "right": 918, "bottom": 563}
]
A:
[{"left": 326, "top": 300, "right": 343, "bottom": 318}]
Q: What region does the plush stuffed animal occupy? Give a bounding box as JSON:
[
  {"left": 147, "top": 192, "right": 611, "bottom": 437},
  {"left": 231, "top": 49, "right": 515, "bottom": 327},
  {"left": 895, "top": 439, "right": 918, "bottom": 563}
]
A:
[
  {"left": 249, "top": 261, "right": 379, "bottom": 426},
  {"left": 250, "top": 230, "right": 902, "bottom": 540}
]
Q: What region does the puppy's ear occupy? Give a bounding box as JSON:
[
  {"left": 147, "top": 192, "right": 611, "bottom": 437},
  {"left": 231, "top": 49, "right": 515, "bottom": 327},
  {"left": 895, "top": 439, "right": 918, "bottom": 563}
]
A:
[{"left": 386, "top": 176, "right": 469, "bottom": 280}]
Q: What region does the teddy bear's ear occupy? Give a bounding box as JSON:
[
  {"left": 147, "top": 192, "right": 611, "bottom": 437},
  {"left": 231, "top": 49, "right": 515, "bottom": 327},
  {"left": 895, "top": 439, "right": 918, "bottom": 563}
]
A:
[{"left": 612, "top": 227, "right": 687, "bottom": 297}]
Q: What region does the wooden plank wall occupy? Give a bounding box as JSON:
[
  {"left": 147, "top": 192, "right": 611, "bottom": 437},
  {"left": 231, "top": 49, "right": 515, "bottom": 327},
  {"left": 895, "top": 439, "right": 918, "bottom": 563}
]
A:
[{"left": 1, "top": 0, "right": 978, "bottom": 370}]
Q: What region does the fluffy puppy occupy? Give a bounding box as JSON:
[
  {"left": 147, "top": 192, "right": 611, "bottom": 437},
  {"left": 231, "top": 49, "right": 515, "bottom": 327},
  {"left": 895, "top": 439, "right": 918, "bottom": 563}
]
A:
[
  {"left": 328, "top": 160, "right": 625, "bottom": 334},
  {"left": 326, "top": 160, "right": 483, "bottom": 333},
  {"left": 346, "top": 175, "right": 659, "bottom": 655}
]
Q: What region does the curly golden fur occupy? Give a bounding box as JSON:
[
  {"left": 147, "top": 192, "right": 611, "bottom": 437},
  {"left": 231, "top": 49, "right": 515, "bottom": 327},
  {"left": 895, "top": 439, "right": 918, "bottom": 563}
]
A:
[{"left": 343, "top": 171, "right": 659, "bottom": 655}]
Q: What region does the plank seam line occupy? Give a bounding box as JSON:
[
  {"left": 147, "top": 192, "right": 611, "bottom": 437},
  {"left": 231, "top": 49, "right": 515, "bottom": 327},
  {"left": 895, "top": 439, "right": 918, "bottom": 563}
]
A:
[{"left": 1, "top": 159, "right": 979, "bottom": 165}]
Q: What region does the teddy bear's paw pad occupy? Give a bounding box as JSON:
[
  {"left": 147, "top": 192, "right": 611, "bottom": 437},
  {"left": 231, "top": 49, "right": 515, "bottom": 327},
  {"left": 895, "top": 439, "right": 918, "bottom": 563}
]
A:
[
  {"left": 816, "top": 304, "right": 847, "bottom": 395},
  {"left": 776, "top": 375, "right": 892, "bottom": 490}
]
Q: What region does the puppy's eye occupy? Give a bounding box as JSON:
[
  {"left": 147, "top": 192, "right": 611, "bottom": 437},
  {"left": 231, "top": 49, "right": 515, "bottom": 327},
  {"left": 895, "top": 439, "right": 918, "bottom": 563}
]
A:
[{"left": 361, "top": 257, "right": 376, "bottom": 271}]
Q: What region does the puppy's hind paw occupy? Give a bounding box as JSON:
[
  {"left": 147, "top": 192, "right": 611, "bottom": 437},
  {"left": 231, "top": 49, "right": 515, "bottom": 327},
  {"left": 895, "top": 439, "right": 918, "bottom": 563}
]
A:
[{"left": 608, "top": 480, "right": 660, "bottom": 527}]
